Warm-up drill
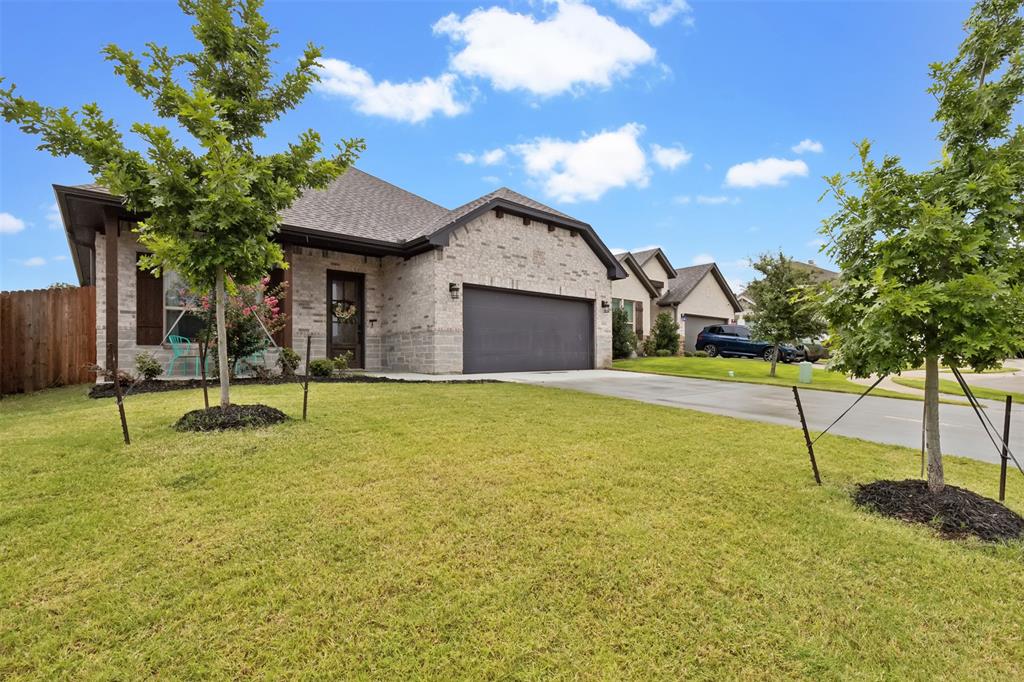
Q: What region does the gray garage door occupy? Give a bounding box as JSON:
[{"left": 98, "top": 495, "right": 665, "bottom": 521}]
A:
[
  {"left": 463, "top": 286, "right": 593, "bottom": 373},
  {"left": 683, "top": 314, "right": 728, "bottom": 352}
]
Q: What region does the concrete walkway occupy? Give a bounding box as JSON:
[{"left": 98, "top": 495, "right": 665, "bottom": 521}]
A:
[
  {"left": 369, "top": 369, "right": 1023, "bottom": 465},
  {"left": 850, "top": 359, "right": 1024, "bottom": 399}
]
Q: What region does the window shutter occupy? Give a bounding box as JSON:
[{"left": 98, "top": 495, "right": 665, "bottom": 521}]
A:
[
  {"left": 635, "top": 300, "right": 644, "bottom": 337},
  {"left": 136, "top": 256, "right": 163, "bottom": 345}
]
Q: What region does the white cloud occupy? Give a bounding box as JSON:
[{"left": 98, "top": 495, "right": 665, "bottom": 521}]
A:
[
  {"left": 696, "top": 195, "right": 739, "bottom": 205},
  {"left": 511, "top": 122, "right": 650, "bottom": 202},
  {"left": 691, "top": 253, "right": 715, "bottom": 265},
  {"left": 316, "top": 58, "right": 468, "bottom": 123},
  {"left": 673, "top": 195, "right": 692, "bottom": 205},
  {"left": 22, "top": 256, "right": 46, "bottom": 267},
  {"left": 725, "top": 157, "right": 809, "bottom": 188},
  {"left": 807, "top": 238, "right": 827, "bottom": 249},
  {"left": 458, "top": 148, "right": 506, "bottom": 166},
  {"left": 52, "top": 254, "right": 69, "bottom": 261},
  {"left": 433, "top": 2, "right": 655, "bottom": 97},
  {"left": 610, "top": 247, "right": 628, "bottom": 255},
  {"left": 45, "top": 202, "right": 62, "bottom": 230},
  {"left": 651, "top": 144, "right": 692, "bottom": 170},
  {"left": 0, "top": 212, "right": 26, "bottom": 235},
  {"left": 481, "top": 175, "right": 501, "bottom": 184},
  {"left": 792, "top": 138, "right": 824, "bottom": 154},
  {"left": 614, "top": 0, "right": 693, "bottom": 27}
]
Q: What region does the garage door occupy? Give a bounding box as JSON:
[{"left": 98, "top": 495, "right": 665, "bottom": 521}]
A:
[
  {"left": 463, "top": 286, "right": 593, "bottom": 373},
  {"left": 683, "top": 314, "right": 728, "bottom": 352}
]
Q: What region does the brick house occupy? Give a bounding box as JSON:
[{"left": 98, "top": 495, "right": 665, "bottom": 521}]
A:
[
  {"left": 55, "top": 169, "right": 627, "bottom": 375},
  {"left": 611, "top": 248, "right": 742, "bottom": 352}
]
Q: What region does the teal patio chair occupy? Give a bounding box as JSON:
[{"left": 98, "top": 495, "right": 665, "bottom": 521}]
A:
[{"left": 167, "top": 335, "right": 203, "bottom": 377}]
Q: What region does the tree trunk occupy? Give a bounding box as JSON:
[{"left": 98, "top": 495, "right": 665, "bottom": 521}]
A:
[
  {"left": 215, "top": 267, "right": 231, "bottom": 409},
  {"left": 924, "top": 354, "right": 944, "bottom": 494},
  {"left": 769, "top": 346, "right": 779, "bottom": 377}
]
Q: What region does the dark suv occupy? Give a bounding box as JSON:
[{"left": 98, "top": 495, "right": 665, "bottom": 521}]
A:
[{"left": 694, "top": 324, "right": 799, "bottom": 362}]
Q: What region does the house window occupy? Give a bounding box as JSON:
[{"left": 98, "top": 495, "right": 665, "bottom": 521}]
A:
[
  {"left": 164, "top": 270, "right": 205, "bottom": 340},
  {"left": 611, "top": 298, "right": 635, "bottom": 325}
]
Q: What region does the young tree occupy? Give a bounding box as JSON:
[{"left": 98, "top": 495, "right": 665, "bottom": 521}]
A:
[
  {"left": 820, "top": 0, "right": 1024, "bottom": 494},
  {"left": 1, "top": 0, "right": 363, "bottom": 408},
  {"left": 745, "top": 252, "right": 827, "bottom": 377},
  {"left": 611, "top": 306, "right": 637, "bottom": 359},
  {"left": 650, "top": 312, "right": 681, "bottom": 355}
]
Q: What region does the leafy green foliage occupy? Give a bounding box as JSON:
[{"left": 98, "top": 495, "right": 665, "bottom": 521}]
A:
[
  {"left": 134, "top": 352, "right": 164, "bottom": 380},
  {"left": 307, "top": 358, "right": 336, "bottom": 378},
  {"left": 611, "top": 306, "right": 637, "bottom": 359},
  {"left": 746, "top": 252, "right": 827, "bottom": 375},
  {"left": 277, "top": 347, "right": 301, "bottom": 377},
  {"left": 820, "top": 0, "right": 1024, "bottom": 378},
  {"left": 649, "top": 312, "right": 681, "bottom": 356},
  {"left": 196, "top": 277, "right": 288, "bottom": 376},
  {"left": 1, "top": 0, "right": 362, "bottom": 292},
  {"left": 819, "top": 0, "right": 1024, "bottom": 490}
]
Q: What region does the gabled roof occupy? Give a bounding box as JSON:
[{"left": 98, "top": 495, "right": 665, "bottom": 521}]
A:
[
  {"left": 659, "top": 262, "right": 742, "bottom": 313},
  {"left": 629, "top": 247, "right": 676, "bottom": 279},
  {"left": 54, "top": 168, "right": 627, "bottom": 283},
  {"left": 278, "top": 168, "right": 450, "bottom": 243},
  {"left": 614, "top": 252, "right": 661, "bottom": 298}
]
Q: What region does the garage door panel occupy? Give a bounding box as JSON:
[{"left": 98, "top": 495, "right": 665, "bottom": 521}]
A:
[
  {"left": 683, "top": 314, "right": 727, "bottom": 352},
  {"left": 463, "top": 287, "right": 593, "bottom": 373}
]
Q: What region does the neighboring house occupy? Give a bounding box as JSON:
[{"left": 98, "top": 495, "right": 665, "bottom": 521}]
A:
[
  {"left": 660, "top": 263, "right": 743, "bottom": 352},
  {"left": 610, "top": 247, "right": 677, "bottom": 340},
  {"left": 611, "top": 250, "right": 742, "bottom": 352},
  {"left": 55, "top": 169, "right": 627, "bottom": 375},
  {"left": 735, "top": 290, "right": 755, "bottom": 325}
]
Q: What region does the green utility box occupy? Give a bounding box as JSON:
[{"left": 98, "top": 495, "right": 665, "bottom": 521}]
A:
[{"left": 799, "top": 361, "right": 814, "bottom": 384}]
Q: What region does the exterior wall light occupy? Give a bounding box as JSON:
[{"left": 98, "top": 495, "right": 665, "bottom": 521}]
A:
[
  {"left": 449, "top": 282, "right": 461, "bottom": 300},
  {"left": 601, "top": 300, "right": 611, "bottom": 312}
]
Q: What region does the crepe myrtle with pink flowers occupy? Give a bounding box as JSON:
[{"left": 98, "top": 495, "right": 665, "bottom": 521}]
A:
[{"left": 194, "top": 276, "right": 289, "bottom": 377}]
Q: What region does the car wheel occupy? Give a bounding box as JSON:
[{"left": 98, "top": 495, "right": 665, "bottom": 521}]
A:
[
  {"left": 763, "top": 347, "right": 775, "bottom": 362},
  {"left": 705, "top": 344, "right": 718, "bottom": 357}
]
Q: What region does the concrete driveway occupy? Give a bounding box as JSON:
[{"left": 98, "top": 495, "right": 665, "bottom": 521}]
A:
[{"left": 373, "top": 369, "right": 1023, "bottom": 465}]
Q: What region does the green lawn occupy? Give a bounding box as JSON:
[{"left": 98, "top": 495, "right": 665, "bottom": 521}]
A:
[
  {"left": 614, "top": 356, "right": 921, "bottom": 400},
  {"left": 2, "top": 382, "right": 1022, "bottom": 678},
  {"left": 892, "top": 376, "right": 1024, "bottom": 403}
]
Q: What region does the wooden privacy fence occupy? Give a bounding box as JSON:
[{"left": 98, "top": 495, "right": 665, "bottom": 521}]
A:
[{"left": 0, "top": 287, "right": 96, "bottom": 394}]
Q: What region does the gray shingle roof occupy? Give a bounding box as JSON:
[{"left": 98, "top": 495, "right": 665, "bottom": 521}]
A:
[
  {"left": 72, "top": 170, "right": 587, "bottom": 245},
  {"left": 278, "top": 168, "right": 450, "bottom": 243},
  {"left": 659, "top": 264, "right": 714, "bottom": 305},
  {"left": 630, "top": 248, "right": 661, "bottom": 265},
  {"left": 660, "top": 262, "right": 742, "bottom": 312}
]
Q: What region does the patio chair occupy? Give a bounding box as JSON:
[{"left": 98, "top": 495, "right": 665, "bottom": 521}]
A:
[{"left": 167, "top": 335, "right": 202, "bottom": 377}]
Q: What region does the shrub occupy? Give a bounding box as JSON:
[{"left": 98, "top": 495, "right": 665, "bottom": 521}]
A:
[
  {"left": 655, "top": 349, "right": 672, "bottom": 357},
  {"left": 134, "top": 352, "right": 164, "bottom": 380},
  {"left": 650, "top": 312, "right": 681, "bottom": 355},
  {"left": 277, "top": 347, "right": 301, "bottom": 376},
  {"left": 307, "top": 358, "right": 335, "bottom": 377},
  {"left": 612, "top": 306, "right": 637, "bottom": 359},
  {"left": 332, "top": 352, "right": 353, "bottom": 372},
  {"left": 693, "top": 350, "right": 709, "bottom": 358}
]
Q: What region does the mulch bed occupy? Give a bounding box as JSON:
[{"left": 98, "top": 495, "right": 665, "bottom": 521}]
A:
[
  {"left": 854, "top": 479, "right": 1024, "bottom": 543},
  {"left": 89, "top": 374, "right": 499, "bottom": 399},
  {"left": 174, "top": 404, "right": 288, "bottom": 431}
]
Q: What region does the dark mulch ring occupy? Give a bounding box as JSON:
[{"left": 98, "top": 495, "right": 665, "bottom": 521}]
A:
[
  {"left": 174, "top": 404, "right": 288, "bottom": 432},
  {"left": 89, "top": 374, "right": 499, "bottom": 399},
  {"left": 854, "top": 479, "right": 1024, "bottom": 543}
]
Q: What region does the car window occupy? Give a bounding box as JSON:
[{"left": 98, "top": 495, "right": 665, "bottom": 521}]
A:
[{"left": 706, "top": 326, "right": 721, "bottom": 334}]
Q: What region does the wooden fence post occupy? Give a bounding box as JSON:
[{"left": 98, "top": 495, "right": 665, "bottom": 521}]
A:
[{"left": 792, "top": 386, "right": 821, "bottom": 486}]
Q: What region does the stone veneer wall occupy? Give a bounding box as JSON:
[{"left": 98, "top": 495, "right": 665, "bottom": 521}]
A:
[{"left": 432, "top": 210, "right": 613, "bottom": 373}]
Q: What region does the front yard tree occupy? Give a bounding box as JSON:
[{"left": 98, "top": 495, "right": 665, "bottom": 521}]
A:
[
  {"left": 0, "top": 0, "right": 363, "bottom": 408},
  {"left": 820, "top": 0, "right": 1024, "bottom": 494},
  {"left": 746, "top": 252, "right": 826, "bottom": 377},
  {"left": 650, "top": 312, "right": 681, "bottom": 355}
]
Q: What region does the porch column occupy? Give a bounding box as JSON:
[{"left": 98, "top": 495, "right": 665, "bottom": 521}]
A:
[
  {"left": 103, "top": 206, "right": 119, "bottom": 371},
  {"left": 281, "top": 244, "right": 294, "bottom": 349}
]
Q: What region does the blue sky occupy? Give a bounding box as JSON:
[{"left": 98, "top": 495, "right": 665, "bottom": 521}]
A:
[{"left": 0, "top": 0, "right": 972, "bottom": 291}]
